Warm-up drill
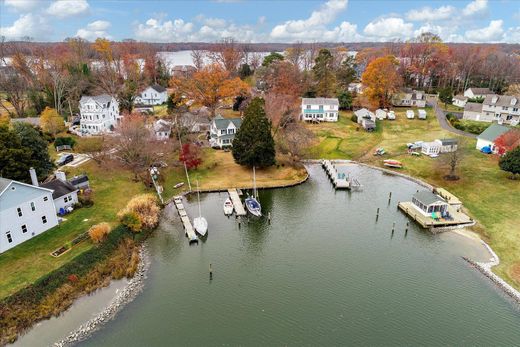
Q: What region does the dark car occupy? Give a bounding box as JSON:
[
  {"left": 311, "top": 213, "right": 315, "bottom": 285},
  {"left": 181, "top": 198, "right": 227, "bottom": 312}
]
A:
[{"left": 57, "top": 154, "right": 74, "bottom": 166}]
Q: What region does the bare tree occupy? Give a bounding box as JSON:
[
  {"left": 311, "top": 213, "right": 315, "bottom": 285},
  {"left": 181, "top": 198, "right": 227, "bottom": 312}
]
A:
[
  {"left": 0, "top": 73, "right": 28, "bottom": 117},
  {"left": 191, "top": 50, "right": 206, "bottom": 70},
  {"left": 264, "top": 92, "right": 300, "bottom": 136},
  {"left": 440, "top": 140, "right": 467, "bottom": 180},
  {"left": 249, "top": 52, "right": 262, "bottom": 71},
  {"left": 208, "top": 37, "right": 244, "bottom": 74},
  {"left": 282, "top": 123, "right": 315, "bottom": 161}
]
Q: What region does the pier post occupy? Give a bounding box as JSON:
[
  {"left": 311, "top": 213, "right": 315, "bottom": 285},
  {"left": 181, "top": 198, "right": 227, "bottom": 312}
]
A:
[
  {"left": 268, "top": 212, "right": 271, "bottom": 224},
  {"left": 209, "top": 263, "right": 213, "bottom": 280},
  {"left": 238, "top": 216, "right": 241, "bottom": 229},
  {"left": 392, "top": 221, "right": 395, "bottom": 232},
  {"left": 376, "top": 208, "right": 380, "bottom": 221},
  {"left": 388, "top": 192, "right": 392, "bottom": 204}
]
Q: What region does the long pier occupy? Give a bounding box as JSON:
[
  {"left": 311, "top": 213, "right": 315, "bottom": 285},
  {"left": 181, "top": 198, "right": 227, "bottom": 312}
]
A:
[
  {"left": 322, "top": 160, "right": 350, "bottom": 189},
  {"left": 173, "top": 196, "right": 198, "bottom": 243},
  {"left": 227, "top": 189, "right": 247, "bottom": 216}
]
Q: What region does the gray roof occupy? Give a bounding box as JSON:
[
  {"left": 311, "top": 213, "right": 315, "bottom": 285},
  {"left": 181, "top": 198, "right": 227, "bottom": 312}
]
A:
[
  {"left": 10, "top": 117, "right": 41, "bottom": 126},
  {"left": 354, "top": 108, "right": 374, "bottom": 119},
  {"left": 413, "top": 191, "right": 446, "bottom": 205},
  {"left": 302, "top": 97, "right": 339, "bottom": 105},
  {"left": 453, "top": 95, "right": 467, "bottom": 101},
  {"left": 467, "top": 88, "right": 493, "bottom": 95},
  {"left": 80, "top": 94, "right": 113, "bottom": 105},
  {"left": 150, "top": 84, "right": 167, "bottom": 93},
  {"left": 464, "top": 102, "right": 483, "bottom": 112},
  {"left": 438, "top": 138, "right": 458, "bottom": 145},
  {"left": 483, "top": 94, "right": 519, "bottom": 107},
  {"left": 0, "top": 177, "right": 12, "bottom": 193},
  {"left": 212, "top": 114, "right": 242, "bottom": 130},
  {"left": 69, "top": 175, "right": 89, "bottom": 186},
  {"left": 477, "top": 124, "right": 512, "bottom": 142},
  {"left": 40, "top": 179, "right": 77, "bottom": 200}
]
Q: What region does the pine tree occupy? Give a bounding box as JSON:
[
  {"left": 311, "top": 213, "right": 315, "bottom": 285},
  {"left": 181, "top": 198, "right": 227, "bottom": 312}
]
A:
[
  {"left": 312, "top": 49, "right": 336, "bottom": 98},
  {"left": 232, "top": 97, "right": 276, "bottom": 168},
  {"left": 0, "top": 125, "right": 33, "bottom": 182},
  {"left": 12, "top": 122, "right": 55, "bottom": 179}
]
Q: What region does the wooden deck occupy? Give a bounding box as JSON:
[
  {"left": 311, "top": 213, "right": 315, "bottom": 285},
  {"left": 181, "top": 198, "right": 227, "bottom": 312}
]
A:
[
  {"left": 228, "top": 189, "right": 246, "bottom": 216},
  {"left": 322, "top": 160, "right": 350, "bottom": 189},
  {"left": 398, "top": 201, "right": 473, "bottom": 230},
  {"left": 173, "top": 196, "right": 198, "bottom": 243}
]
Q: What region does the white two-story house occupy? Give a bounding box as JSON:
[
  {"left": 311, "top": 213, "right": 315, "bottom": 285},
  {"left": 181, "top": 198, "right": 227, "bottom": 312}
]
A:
[
  {"left": 464, "top": 94, "right": 520, "bottom": 126},
  {"left": 0, "top": 177, "right": 59, "bottom": 254},
  {"left": 135, "top": 85, "right": 168, "bottom": 106},
  {"left": 301, "top": 98, "right": 339, "bottom": 122},
  {"left": 79, "top": 94, "right": 120, "bottom": 136},
  {"left": 393, "top": 89, "right": 426, "bottom": 108},
  {"left": 209, "top": 114, "right": 242, "bottom": 148}
]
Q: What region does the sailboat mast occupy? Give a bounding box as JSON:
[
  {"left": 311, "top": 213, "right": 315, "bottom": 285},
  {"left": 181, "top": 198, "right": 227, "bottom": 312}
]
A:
[
  {"left": 253, "top": 166, "right": 257, "bottom": 199},
  {"left": 197, "top": 180, "right": 202, "bottom": 218}
]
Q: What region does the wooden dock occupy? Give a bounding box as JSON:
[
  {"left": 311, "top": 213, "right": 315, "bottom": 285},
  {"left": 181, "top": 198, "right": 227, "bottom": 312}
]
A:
[
  {"left": 227, "top": 189, "right": 247, "bottom": 216},
  {"left": 322, "top": 160, "right": 350, "bottom": 189},
  {"left": 173, "top": 196, "right": 198, "bottom": 243},
  {"left": 398, "top": 201, "right": 473, "bottom": 230}
]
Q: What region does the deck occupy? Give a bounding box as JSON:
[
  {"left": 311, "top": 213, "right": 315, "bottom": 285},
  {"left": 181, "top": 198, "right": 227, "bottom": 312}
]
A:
[
  {"left": 173, "top": 196, "right": 198, "bottom": 243},
  {"left": 398, "top": 201, "right": 473, "bottom": 230},
  {"left": 322, "top": 160, "right": 350, "bottom": 189},
  {"left": 228, "top": 189, "right": 247, "bottom": 216}
]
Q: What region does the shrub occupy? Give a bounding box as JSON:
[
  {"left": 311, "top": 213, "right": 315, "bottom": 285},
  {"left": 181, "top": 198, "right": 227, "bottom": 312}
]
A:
[
  {"left": 350, "top": 114, "right": 358, "bottom": 123},
  {"left": 78, "top": 190, "right": 94, "bottom": 207},
  {"left": 119, "top": 211, "right": 142, "bottom": 234},
  {"left": 54, "top": 136, "right": 76, "bottom": 148},
  {"left": 118, "top": 194, "right": 160, "bottom": 233},
  {"left": 88, "top": 223, "right": 112, "bottom": 243}
]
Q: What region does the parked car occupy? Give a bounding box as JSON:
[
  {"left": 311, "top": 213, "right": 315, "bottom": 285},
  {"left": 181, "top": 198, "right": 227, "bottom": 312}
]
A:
[{"left": 57, "top": 154, "right": 74, "bottom": 166}]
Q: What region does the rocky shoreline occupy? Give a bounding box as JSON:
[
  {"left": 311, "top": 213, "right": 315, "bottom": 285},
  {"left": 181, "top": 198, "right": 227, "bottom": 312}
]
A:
[{"left": 54, "top": 245, "right": 151, "bottom": 347}]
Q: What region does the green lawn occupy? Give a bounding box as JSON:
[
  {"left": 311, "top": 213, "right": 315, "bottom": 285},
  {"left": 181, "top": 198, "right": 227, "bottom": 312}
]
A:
[
  {"left": 440, "top": 103, "right": 464, "bottom": 113},
  {"left": 305, "top": 107, "right": 520, "bottom": 289}
]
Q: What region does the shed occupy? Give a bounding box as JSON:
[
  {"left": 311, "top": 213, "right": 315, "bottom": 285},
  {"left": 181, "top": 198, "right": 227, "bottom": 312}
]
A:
[
  {"left": 435, "top": 138, "right": 458, "bottom": 153},
  {"left": 421, "top": 141, "right": 440, "bottom": 156},
  {"left": 406, "top": 110, "right": 415, "bottom": 119},
  {"left": 40, "top": 179, "right": 79, "bottom": 214},
  {"left": 412, "top": 191, "right": 448, "bottom": 216},
  {"left": 69, "top": 175, "right": 90, "bottom": 190},
  {"left": 418, "top": 109, "right": 427, "bottom": 119}
]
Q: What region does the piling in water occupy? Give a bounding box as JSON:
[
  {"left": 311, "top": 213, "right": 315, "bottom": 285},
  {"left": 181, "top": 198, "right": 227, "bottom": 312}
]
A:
[{"left": 209, "top": 263, "right": 213, "bottom": 280}]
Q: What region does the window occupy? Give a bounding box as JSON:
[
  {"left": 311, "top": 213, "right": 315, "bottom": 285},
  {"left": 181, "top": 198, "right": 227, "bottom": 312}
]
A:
[
  {"left": 514, "top": 108, "right": 518, "bottom": 112},
  {"left": 64, "top": 196, "right": 68, "bottom": 203},
  {"left": 220, "top": 129, "right": 226, "bottom": 135},
  {"left": 228, "top": 129, "right": 234, "bottom": 134},
  {"left": 6, "top": 232, "right": 12, "bottom": 243},
  {"left": 21, "top": 224, "right": 27, "bottom": 233},
  {"left": 319, "top": 105, "right": 323, "bottom": 110},
  {"left": 42, "top": 216, "right": 47, "bottom": 224},
  {"left": 31, "top": 202, "right": 35, "bottom": 211},
  {"left": 17, "top": 207, "right": 22, "bottom": 217},
  {"left": 306, "top": 105, "right": 311, "bottom": 109},
  {"left": 43, "top": 196, "right": 48, "bottom": 202}
]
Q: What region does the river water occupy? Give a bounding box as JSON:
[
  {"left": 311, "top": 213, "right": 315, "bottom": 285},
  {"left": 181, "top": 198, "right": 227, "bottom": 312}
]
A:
[{"left": 16, "top": 164, "right": 520, "bottom": 346}]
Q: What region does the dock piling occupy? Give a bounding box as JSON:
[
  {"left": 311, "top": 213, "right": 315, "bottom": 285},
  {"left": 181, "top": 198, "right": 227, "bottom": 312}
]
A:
[
  {"left": 392, "top": 221, "right": 395, "bottom": 232},
  {"left": 268, "top": 212, "right": 271, "bottom": 224},
  {"left": 209, "top": 263, "right": 213, "bottom": 280},
  {"left": 376, "top": 207, "right": 380, "bottom": 221},
  {"left": 388, "top": 192, "right": 392, "bottom": 204}
]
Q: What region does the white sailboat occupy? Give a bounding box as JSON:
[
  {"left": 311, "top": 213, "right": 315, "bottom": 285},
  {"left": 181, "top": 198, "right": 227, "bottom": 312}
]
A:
[
  {"left": 245, "top": 166, "right": 262, "bottom": 217},
  {"left": 193, "top": 181, "right": 208, "bottom": 236},
  {"left": 223, "top": 197, "right": 234, "bottom": 216}
]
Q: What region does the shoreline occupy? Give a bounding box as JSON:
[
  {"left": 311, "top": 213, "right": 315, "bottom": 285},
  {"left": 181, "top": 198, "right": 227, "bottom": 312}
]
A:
[{"left": 53, "top": 245, "right": 151, "bottom": 347}]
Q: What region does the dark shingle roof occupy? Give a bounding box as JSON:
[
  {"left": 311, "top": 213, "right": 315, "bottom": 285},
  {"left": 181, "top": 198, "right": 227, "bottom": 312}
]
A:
[
  {"left": 40, "top": 179, "right": 77, "bottom": 200},
  {"left": 413, "top": 191, "right": 446, "bottom": 205},
  {"left": 464, "top": 102, "right": 483, "bottom": 113},
  {"left": 69, "top": 175, "right": 89, "bottom": 186},
  {"left": 150, "top": 84, "right": 167, "bottom": 93},
  {"left": 212, "top": 114, "right": 242, "bottom": 130},
  {"left": 477, "top": 124, "right": 511, "bottom": 142}
]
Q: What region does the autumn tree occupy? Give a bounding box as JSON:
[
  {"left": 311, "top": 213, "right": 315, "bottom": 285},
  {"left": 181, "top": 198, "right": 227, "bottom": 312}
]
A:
[
  {"left": 232, "top": 97, "right": 275, "bottom": 168},
  {"left": 169, "top": 64, "right": 250, "bottom": 117},
  {"left": 264, "top": 92, "right": 300, "bottom": 135},
  {"left": 75, "top": 136, "right": 111, "bottom": 165},
  {"left": 258, "top": 60, "right": 302, "bottom": 97},
  {"left": 179, "top": 143, "right": 202, "bottom": 169},
  {"left": 494, "top": 129, "right": 520, "bottom": 156},
  {"left": 88, "top": 222, "right": 112, "bottom": 243},
  {"left": 284, "top": 42, "right": 305, "bottom": 68},
  {"left": 118, "top": 194, "right": 160, "bottom": 235},
  {"left": 191, "top": 50, "right": 206, "bottom": 70},
  {"left": 280, "top": 123, "right": 315, "bottom": 161},
  {"left": 209, "top": 37, "right": 244, "bottom": 74},
  {"left": 40, "top": 107, "right": 65, "bottom": 136},
  {"left": 262, "top": 52, "right": 284, "bottom": 67},
  {"left": 312, "top": 49, "right": 336, "bottom": 98},
  {"left": 0, "top": 73, "right": 29, "bottom": 117},
  {"left": 362, "top": 55, "right": 402, "bottom": 108}
]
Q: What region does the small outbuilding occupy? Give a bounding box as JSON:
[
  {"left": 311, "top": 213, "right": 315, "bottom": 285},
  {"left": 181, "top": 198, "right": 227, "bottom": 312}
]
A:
[
  {"left": 418, "top": 109, "right": 427, "bottom": 120},
  {"left": 476, "top": 123, "right": 511, "bottom": 152},
  {"left": 376, "top": 109, "right": 387, "bottom": 120},
  {"left": 68, "top": 175, "right": 90, "bottom": 190},
  {"left": 40, "top": 179, "right": 79, "bottom": 215},
  {"left": 412, "top": 191, "right": 449, "bottom": 217},
  {"left": 421, "top": 141, "right": 440, "bottom": 156},
  {"left": 435, "top": 138, "right": 458, "bottom": 153}
]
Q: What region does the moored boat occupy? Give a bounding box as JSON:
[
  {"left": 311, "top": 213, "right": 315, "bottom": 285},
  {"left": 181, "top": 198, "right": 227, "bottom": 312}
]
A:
[
  {"left": 383, "top": 159, "right": 403, "bottom": 168},
  {"left": 193, "top": 181, "right": 208, "bottom": 236},
  {"left": 223, "top": 197, "right": 234, "bottom": 216},
  {"left": 246, "top": 166, "right": 262, "bottom": 217}
]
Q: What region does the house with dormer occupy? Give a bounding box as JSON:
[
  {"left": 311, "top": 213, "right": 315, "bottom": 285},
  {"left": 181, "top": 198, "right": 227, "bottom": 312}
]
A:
[
  {"left": 393, "top": 89, "right": 426, "bottom": 108},
  {"left": 79, "top": 94, "right": 120, "bottom": 136},
  {"left": 209, "top": 114, "right": 242, "bottom": 148},
  {"left": 135, "top": 85, "right": 168, "bottom": 106}
]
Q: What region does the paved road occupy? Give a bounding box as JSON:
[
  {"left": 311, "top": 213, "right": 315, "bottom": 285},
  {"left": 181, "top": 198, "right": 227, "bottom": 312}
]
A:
[{"left": 433, "top": 101, "right": 477, "bottom": 138}]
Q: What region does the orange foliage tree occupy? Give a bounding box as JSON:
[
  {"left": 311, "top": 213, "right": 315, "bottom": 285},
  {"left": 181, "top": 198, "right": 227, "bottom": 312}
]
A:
[
  {"left": 495, "top": 129, "right": 520, "bottom": 156},
  {"left": 118, "top": 194, "right": 160, "bottom": 234},
  {"left": 169, "top": 64, "right": 250, "bottom": 117},
  {"left": 362, "top": 55, "right": 402, "bottom": 108},
  {"left": 88, "top": 222, "right": 112, "bottom": 243}
]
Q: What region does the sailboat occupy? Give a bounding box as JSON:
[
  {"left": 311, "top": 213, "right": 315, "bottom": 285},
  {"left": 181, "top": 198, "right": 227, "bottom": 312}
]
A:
[
  {"left": 193, "top": 181, "right": 208, "bottom": 236},
  {"left": 245, "top": 166, "right": 262, "bottom": 217},
  {"left": 223, "top": 197, "right": 234, "bottom": 216}
]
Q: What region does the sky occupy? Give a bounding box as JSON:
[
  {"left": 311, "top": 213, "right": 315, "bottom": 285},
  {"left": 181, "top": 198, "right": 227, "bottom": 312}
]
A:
[{"left": 0, "top": 0, "right": 519, "bottom": 43}]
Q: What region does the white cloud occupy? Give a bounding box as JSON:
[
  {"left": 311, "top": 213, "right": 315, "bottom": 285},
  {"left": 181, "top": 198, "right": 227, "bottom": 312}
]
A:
[
  {"left": 47, "top": 0, "right": 90, "bottom": 18},
  {"left": 258, "top": 16, "right": 266, "bottom": 25},
  {"left": 76, "top": 20, "right": 111, "bottom": 40},
  {"left": 462, "top": 0, "right": 488, "bottom": 17},
  {"left": 406, "top": 5, "right": 455, "bottom": 22},
  {"left": 3, "top": 0, "right": 40, "bottom": 12},
  {"left": 270, "top": 0, "right": 348, "bottom": 40},
  {"left": 413, "top": 24, "right": 464, "bottom": 42},
  {"left": 503, "top": 26, "right": 520, "bottom": 43},
  {"left": 465, "top": 19, "right": 504, "bottom": 42},
  {"left": 134, "top": 17, "right": 194, "bottom": 42},
  {"left": 363, "top": 17, "right": 414, "bottom": 40},
  {"left": 203, "top": 18, "right": 227, "bottom": 28},
  {"left": 0, "top": 13, "right": 52, "bottom": 40}
]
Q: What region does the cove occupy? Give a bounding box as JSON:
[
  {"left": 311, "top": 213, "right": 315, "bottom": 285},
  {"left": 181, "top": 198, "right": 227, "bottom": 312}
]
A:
[{"left": 22, "top": 164, "right": 520, "bottom": 346}]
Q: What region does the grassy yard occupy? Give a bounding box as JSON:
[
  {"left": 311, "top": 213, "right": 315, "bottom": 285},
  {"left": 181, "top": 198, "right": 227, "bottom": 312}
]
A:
[
  {"left": 304, "top": 107, "right": 520, "bottom": 289},
  {"left": 440, "top": 103, "right": 464, "bottom": 113}
]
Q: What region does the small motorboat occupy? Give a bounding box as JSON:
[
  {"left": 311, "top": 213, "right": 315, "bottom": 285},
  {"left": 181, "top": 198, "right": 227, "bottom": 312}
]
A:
[
  {"left": 174, "top": 182, "right": 184, "bottom": 189},
  {"left": 374, "top": 147, "right": 386, "bottom": 156},
  {"left": 223, "top": 198, "right": 234, "bottom": 216},
  {"left": 245, "top": 196, "right": 262, "bottom": 217},
  {"left": 383, "top": 159, "right": 403, "bottom": 168}
]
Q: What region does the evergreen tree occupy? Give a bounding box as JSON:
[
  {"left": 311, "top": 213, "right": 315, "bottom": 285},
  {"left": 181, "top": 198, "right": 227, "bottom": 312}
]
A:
[
  {"left": 262, "top": 52, "right": 284, "bottom": 67},
  {"left": 499, "top": 146, "right": 520, "bottom": 177},
  {"left": 336, "top": 91, "right": 353, "bottom": 110},
  {"left": 238, "top": 64, "right": 253, "bottom": 79},
  {"left": 232, "top": 97, "right": 275, "bottom": 168},
  {"left": 0, "top": 125, "right": 33, "bottom": 182},
  {"left": 312, "top": 49, "right": 336, "bottom": 97},
  {"left": 336, "top": 56, "right": 357, "bottom": 90},
  {"left": 439, "top": 87, "right": 453, "bottom": 107},
  {"left": 13, "top": 122, "right": 55, "bottom": 179}
]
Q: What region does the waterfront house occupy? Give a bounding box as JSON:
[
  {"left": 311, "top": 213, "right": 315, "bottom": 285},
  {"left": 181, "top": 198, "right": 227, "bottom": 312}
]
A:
[
  {"left": 393, "top": 89, "right": 426, "bottom": 108},
  {"left": 209, "top": 114, "right": 242, "bottom": 148},
  {"left": 40, "top": 172, "right": 79, "bottom": 215},
  {"left": 354, "top": 108, "right": 376, "bottom": 131},
  {"left": 79, "top": 94, "right": 120, "bottom": 136},
  {"left": 476, "top": 123, "right": 511, "bottom": 152},
  {"left": 0, "top": 176, "right": 59, "bottom": 254},
  {"left": 375, "top": 109, "right": 387, "bottom": 120},
  {"left": 411, "top": 191, "right": 449, "bottom": 217},
  {"left": 301, "top": 98, "right": 339, "bottom": 122},
  {"left": 135, "top": 85, "right": 168, "bottom": 106}
]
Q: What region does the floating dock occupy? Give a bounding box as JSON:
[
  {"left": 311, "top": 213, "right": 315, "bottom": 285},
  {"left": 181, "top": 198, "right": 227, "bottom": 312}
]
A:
[
  {"left": 322, "top": 160, "right": 350, "bottom": 189},
  {"left": 398, "top": 201, "right": 473, "bottom": 230},
  {"left": 227, "top": 189, "right": 247, "bottom": 216},
  {"left": 173, "top": 196, "right": 198, "bottom": 243}
]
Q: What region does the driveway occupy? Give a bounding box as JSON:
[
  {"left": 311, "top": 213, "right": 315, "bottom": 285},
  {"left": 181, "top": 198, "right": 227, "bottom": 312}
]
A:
[
  {"left": 57, "top": 152, "right": 91, "bottom": 168},
  {"left": 433, "top": 101, "right": 477, "bottom": 138}
]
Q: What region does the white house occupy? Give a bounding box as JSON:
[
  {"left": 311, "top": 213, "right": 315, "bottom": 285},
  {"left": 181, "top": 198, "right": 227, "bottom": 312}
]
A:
[
  {"left": 375, "top": 109, "right": 387, "bottom": 120},
  {"left": 79, "top": 94, "right": 120, "bottom": 136},
  {"left": 152, "top": 119, "right": 172, "bottom": 140},
  {"left": 453, "top": 95, "right": 468, "bottom": 108},
  {"left": 135, "top": 85, "right": 168, "bottom": 106},
  {"left": 462, "top": 102, "right": 483, "bottom": 121},
  {"left": 0, "top": 177, "right": 59, "bottom": 254},
  {"left": 411, "top": 191, "right": 449, "bottom": 217},
  {"left": 347, "top": 83, "right": 363, "bottom": 94},
  {"left": 421, "top": 141, "right": 440, "bottom": 156},
  {"left": 476, "top": 124, "right": 511, "bottom": 152},
  {"left": 480, "top": 95, "right": 520, "bottom": 126},
  {"left": 301, "top": 98, "right": 339, "bottom": 122},
  {"left": 393, "top": 89, "right": 426, "bottom": 108},
  {"left": 40, "top": 172, "right": 79, "bottom": 215},
  {"left": 464, "top": 87, "right": 494, "bottom": 99},
  {"left": 209, "top": 114, "right": 242, "bottom": 148}
]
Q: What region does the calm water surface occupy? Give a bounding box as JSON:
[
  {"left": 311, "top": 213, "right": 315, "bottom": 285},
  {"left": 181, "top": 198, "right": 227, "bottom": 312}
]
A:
[{"left": 24, "top": 164, "right": 520, "bottom": 346}]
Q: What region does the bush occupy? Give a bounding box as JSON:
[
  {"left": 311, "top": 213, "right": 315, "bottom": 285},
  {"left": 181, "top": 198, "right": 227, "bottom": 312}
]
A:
[
  {"left": 78, "top": 190, "right": 93, "bottom": 207},
  {"left": 350, "top": 114, "right": 358, "bottom": 123},
  {"left": 55, "top": 136, "right": 76, "bottom": 148},
  {"left": 499, "top": 146, "right": 520, "bottom": 177},
  {"left": 118, "top": 194, "right": 160, "bottom": 233},
  {"left": 88, "top": 223, "right": 112, "bottom": 243},
  {"left": 119, "top": 211, "right": 142, "bottom": 234}
]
